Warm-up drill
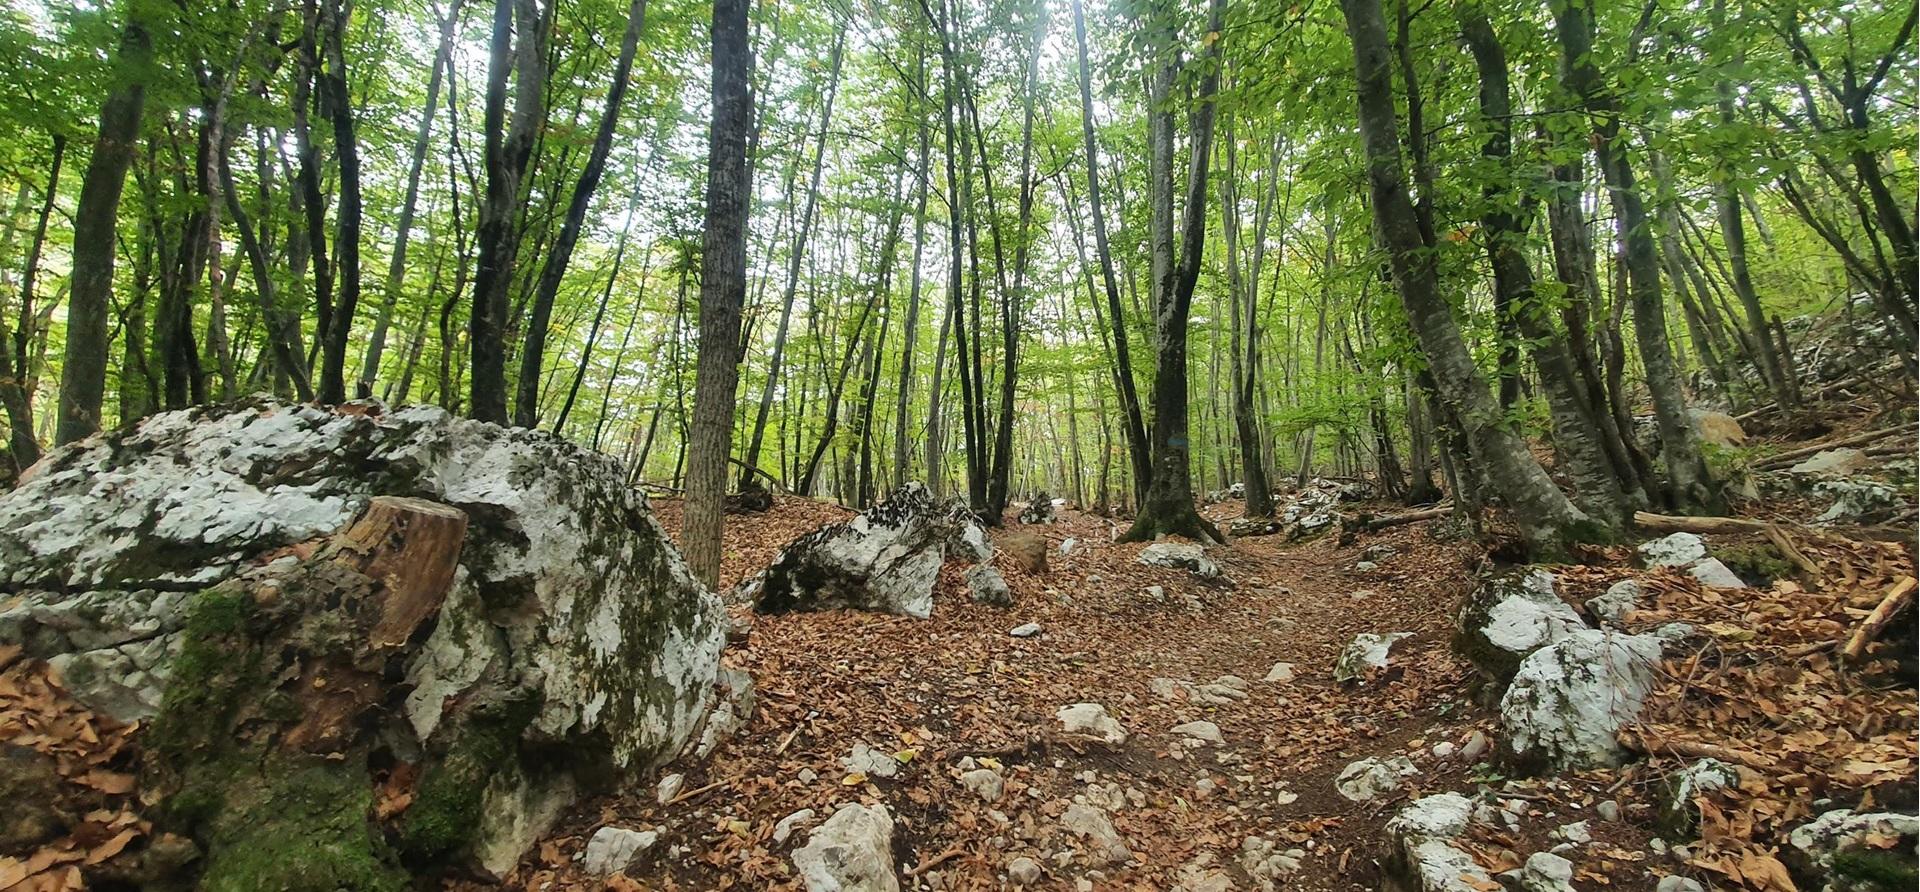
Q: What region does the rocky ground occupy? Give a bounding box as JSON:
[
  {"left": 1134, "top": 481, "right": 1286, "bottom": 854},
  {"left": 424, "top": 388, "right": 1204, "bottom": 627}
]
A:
[{"left": 476, "top": 399, "right": 1916, "bottom": 892}]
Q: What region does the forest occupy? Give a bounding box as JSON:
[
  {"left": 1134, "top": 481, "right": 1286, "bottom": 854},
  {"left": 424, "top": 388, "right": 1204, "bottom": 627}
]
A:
[
  {"left": 0, "top": 0, "right": 1912, "bottom": 559},
  {"left": 0, "top": 0, "right": 1915, "bottom": 889}
]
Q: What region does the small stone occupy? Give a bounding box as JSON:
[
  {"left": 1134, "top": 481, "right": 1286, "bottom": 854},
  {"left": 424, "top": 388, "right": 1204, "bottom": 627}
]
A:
[
  {"left": 1005, "top": 856, "right": 1043, "bottom": 886},
  {"left": 1195, "top": 777, "right": 1217, "bottom": 796},
  {"left": 960, "top": 767, "right": 1005, "bottom": 803},
  {"left": 966, "top": 564, "right": 1014, "bottom": 607},
  {"left": 797, "top": 767, "right": 819, "bottom": 784},
  {"left": 582, "top": 826, "right": 659, "bottom": 876},
  {"left": 773, "top": 808, "right": 816, "bottom": 845},
  {"left": 1056, "top": 703, "right": 1128, "bottom": 744},
  {"left": 655, "top": 773, "right": 685, "bottom": 804},
  {"left": 1172, "top": 720, "right": 1224, "bottom": 745},
  {"left": 1431, "top": 741, "right": 1457, "bottom": 759},
  {"left": 1461, "top": 730, "right": 1491, "bottom": 760},
  {"left": 842, "top": 741, "right": 902, "bottom": 779},
  {"left": 1553, "top": 820, "right": 1592, "bottom": 844},
  {"left": 793, "top": 803, "right": 897, "bottom": 892},
  {"left": 1655, "top": 878, "right": 1705, "bottom": 892},
  {"left": 1521, "top": 851, "right": 1576, "bottom": 892},
  {"left": 1354, "top": 561, "right": 1378, "bottom": 572},
  {"left": 1334, "top": 755, "right": 1417, "bottom": 802},
  {"left": 1009, "top": 622, "right": 1042, "bottom": 638},
  {"left": 1149, "top": 677, "right": 1187, "bottom": 701},
  {"left": 1638, "top": 532, "right": 1707, "bottom": 568},
  {"left": 1333, "top": 632, "right": 1411, "bottom": 684},
  {"left": 1059, "top": 538, "right": 1078, "bottom": 555},
  {"left": 1588, "top": 579, "right": 1645, "bottom": 625},
  {"left": 1262, "top": 662, "right": 1295, "bottom": 683},
  {"left": 1061, "top": 803, "right": 1131, "bottom": 865},
  {"left": 1687, "top": 558, "right": 1749, "bottom": 589},
  {"left": 1596, "top": 800, "right": 1621, "bottom": 822}
]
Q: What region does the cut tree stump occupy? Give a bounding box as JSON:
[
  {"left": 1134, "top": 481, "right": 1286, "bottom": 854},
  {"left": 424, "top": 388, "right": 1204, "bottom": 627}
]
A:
[{"left": 331, "top": 495, "right": 469, "bottom": 650}]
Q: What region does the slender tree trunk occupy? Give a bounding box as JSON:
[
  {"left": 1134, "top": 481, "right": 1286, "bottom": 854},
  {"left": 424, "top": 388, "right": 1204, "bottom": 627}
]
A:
[
  {"left": 58, "top": 14, "right": 152, "bottom": 444},
  {"left": 1071, "top": 0, "right": 1149, "bottom": 506},
  {"left": 1122, "top": 0, "right": 1226, "bottom": 544},
  {"left": 740, "top": 34, "right": 843, "bottom": 486},
  {"left": 1342, "top": 0, "right": 1593, "bottom": 555},
  {"left": 1554, "top": 0, "right": 1717, "bottom": 512},
  {"left": 515, "top": 0, "right": 648, "bottom": 426},
  {"left": 468, "top": 0, "right": 546, "bottom": 423},
  {"left": 1, "top": 137, "right": 61, "bottom": 468},
  {"left": 359, "top": 0, "right": 463, "bottom": 398},
  {"left": 892, "top": 44, "right": 932, "bottom": 490},
  {"left": 315, "top": 0, "right": 362, "bottom": 403}
]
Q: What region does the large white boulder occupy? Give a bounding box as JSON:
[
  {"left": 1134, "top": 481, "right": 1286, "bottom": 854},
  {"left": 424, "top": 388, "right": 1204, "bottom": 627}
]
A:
[
  {"left": 1638, "top": 532, "right": 1708, "bottom": 568},
  {"left": 1499, "top": 629, "right": 1664, "bottom": 771},
  {"left": 0, "top": 400, "right": 729, "bottom": 879},
  {"left": 793, "top": 803, "right": 899, "bottom": 892},
  {"left": 737, "top": 483, "right": 975, "bottom": 618}
]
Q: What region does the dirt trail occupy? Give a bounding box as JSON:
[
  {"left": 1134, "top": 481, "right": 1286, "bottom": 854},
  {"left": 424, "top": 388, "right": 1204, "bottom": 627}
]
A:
[{"left": 513, "top": 497, "right": 1507, "bottom": 890}]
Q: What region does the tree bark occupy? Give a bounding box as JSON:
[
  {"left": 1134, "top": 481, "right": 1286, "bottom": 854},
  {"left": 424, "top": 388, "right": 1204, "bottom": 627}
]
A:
[
  {"left": 1341, "top": 0, "right": 1593, "bottom": 556},
  {"left": 468, "top": 0, "right": 546, "bottom": 424},
  {"left": 58, "top": 14, "right": 152, "bottom": 445},
  {"left": 681, "top": 0, "right": 753, "bottom": 589}
]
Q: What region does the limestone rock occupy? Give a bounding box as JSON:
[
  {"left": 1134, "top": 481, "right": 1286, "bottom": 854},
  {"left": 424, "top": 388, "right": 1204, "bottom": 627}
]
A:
[
  {"left": 1789, "top": 448, "right": 1873, "bottom": 477},
  {"left": 582, "top": 826, "right": 659, "bottom": 876},
  {"left": 1136, "top": 543, "right": 1221, "bottom": 578},
  {"left": 0, "top": 401, "right": 727, "bottom": 880},
  {"left": 1056, "top": 703, "right": 1128, "bottom": 744},
  {"left": 1656, "top": 878, "right": 1705, "bottom": 892},
  {"left": 741, "top": 483, "right": 974, "bottom": 618},
  {"left": 965, "top": 564, "right": 1014, "bottom": 607},
  {"left": 842, "top": 742, "right": 902, "bottom": 779},
  {"left": 960, "top": 767, "right": 1004, "bottom": 803},
  {"left": 1658, "top": 759, "right": 1740, "bottom": 839},
  {"left": 1381, "top": 794, "right": 1497, "bottom": 892},
  {"left": 1454, "top": 569, "right": 1585, "bottom": 699},
  {"left": 1638, "top": 532, "right": 1708, "bottom": 568},
  {"left": 1061, "top": 803, "right": 1131, "bottom": 865},
  {"left": 1687, "top": 557, "right": 1750, "bottom": 589},
  {"left": 1520, "top": 852, "right": 1576, "bottom": 892},
  {"left": 1500, "top": 630, "right": 1664, "bottom": 771},
  {"left": 774, "top": 808, "right": 816, "bottom": 845},
  {"left": 1813, "top": 479, "right": 1903, "bottom": 524},
  {"left": 694, "top": 666, "right": 755, "bottom": 759},
  {"left": 1785, "top": 810, "right": 1919, "bottom": 892},
  {"left": 1005, "top": 856, "right": 1043, "bottom": 886},
  {"left": 1587, "top": 579, "right": 1645, "bottom": 626},
  {"left": 1008, "top": 622, "right": 1042, "bottom": 638},
  {"left": 793, "top": 803, "right": 898, "bottom": 892},
  {"left": 656, "top": 773, "right": 686, "bottom": 804},
  {"left": 1334, "top": 632, "right": 1411, "bottom": 684},
  {"left": 1238, "top": 836, "right": 1305, "bottom": 891},
  {"left": 1262, "top": 662, "right": 1295, "bottom": 683},
  {"left": 1334, "top": 755, "right": 1417, "bottom": 802},
  {"left": 1171, "top": 720, "right": 1224, "bottom": 745},
  {"left": 1017, "top": 492, "right": 1055, "bottom": 525}
]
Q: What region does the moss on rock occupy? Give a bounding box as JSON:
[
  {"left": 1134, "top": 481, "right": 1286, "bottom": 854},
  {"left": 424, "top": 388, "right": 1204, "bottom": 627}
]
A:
[
  {"left": 197, "top": 759, "right": 407, "bottom": 892},
  {"left": 399, "top": 696, "right": 538, "bottom": 865}
]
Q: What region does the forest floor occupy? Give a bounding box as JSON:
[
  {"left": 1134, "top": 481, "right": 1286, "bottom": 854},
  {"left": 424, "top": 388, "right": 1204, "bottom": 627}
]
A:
[{"left": 490, "top": 394, "right": 1918, "bottom": 892}]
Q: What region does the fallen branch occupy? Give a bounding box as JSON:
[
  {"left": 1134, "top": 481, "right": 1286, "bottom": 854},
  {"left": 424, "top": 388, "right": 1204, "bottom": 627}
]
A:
[
  {"left": 1632, "top": 512, "right": 1911, "bottom": 544},
  {"left": 1762, "top": 523, "right": 1824, "bottom": 584},
  {"left": 1753, "top": 425, "right": 1913, "bottom": 470},
  {"left": 1735, "top": 361, "right": 1904, "bottom": 422},
  {"left": 1619, "top": 729, "right": 1776, "bottom": 770},
  {"left": 907, "top": 844, "right": 968, "bottom": 876},
  {"left": 1841, "top": 576, "right": 1918, "bottom": 663},
  {"left": 1354, "top": 504, "right": 1454, "bottom": 531},
  {"left": 667, "top": 779, "right": 728, "bottom": 805}
]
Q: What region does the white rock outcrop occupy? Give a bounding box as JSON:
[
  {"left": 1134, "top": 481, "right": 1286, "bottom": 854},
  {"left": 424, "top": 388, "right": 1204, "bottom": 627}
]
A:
[
  {"left": 1382, "top": 793, "right": 1497, "bottom": 892},
  {"left": 738, "top": 483, "right": 976, "bottom": 618},
  {"left": 1454, "top": 569, "right": 1586, "bottom": 697},
  {"left": 1786, "top": 810, "right": 1920, "bottom": 892},
  {"left": 793, "top": 803, "right": 899, "bottom": 892},
  {"left": 1136, "top": 542, "right": 1222, "bottom": 578},
  {"left": 1638, "top": 532, "right": 1708, "bottom": 568},
  {"left": 1499, "top": 629, "right": 1664, "bottom": 771},
  {"left": 1587, "top": 579, "right": 1644, "bottom": 626},
  {"left": 582, "top": 826, "right": 659, "bottom": 876}
]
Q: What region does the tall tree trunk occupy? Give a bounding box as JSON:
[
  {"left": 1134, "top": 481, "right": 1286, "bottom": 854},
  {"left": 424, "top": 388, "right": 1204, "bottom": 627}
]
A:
[
  {"left": 514, "top": 0, "right": 648, "bottom": 426},
  {"left": 1, "top": 137, "right": 61, "bottom": 469},
  {"left": 316, "top": 0, "right": 363, "bottom": 403},
  {"left": 1219, "top": 116, "right": 1276, "bottom": 518},
  {"left": 1342, "top": 0, "right": 1593, "bottom": 555},
  {"left": 1459, "top": 5, "right": 1628, "bottom": 530},
  {"left": 468, "top": 0, "right": 546, "bottom": 423},
  {"left": 739, "top": 34, "right": 843, "bottom": 486},
  {"left": 1071, "top": 0, "right": 1149, "bottom": 507},
  {"left": 1122, "top": 0, "right": 1226, "bottom": 544},
  {"left": 359, "top": 0, "right": 463, "bottom": 398},
  {"left": 58, "top": 14, "right": 152, "bottom": 444},
  {"left": 1554, "top": 0, "right": 1718, "bottom": 512},
  {"left": 892, "top": 43, "right": 932, "bottom": 490},
  {"left": 681, "top": 0, "right": 752, "bottom": 587}
]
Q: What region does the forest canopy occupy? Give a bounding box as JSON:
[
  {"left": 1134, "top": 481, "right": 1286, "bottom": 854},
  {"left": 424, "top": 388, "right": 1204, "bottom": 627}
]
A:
[{"left": 0, "top": 0, "right": 1912, "bottom": 554}]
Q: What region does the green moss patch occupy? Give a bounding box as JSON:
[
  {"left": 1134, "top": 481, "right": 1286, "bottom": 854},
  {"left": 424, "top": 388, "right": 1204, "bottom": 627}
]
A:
[{"left": 198, "top": 760, "right": 407, "bottom": 892}]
